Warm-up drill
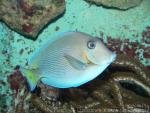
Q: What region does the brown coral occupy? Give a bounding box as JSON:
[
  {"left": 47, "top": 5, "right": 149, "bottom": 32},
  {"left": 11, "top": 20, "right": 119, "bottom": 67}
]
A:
[{"left": 8, "top": 54, "right": 150, "bottom": 113}]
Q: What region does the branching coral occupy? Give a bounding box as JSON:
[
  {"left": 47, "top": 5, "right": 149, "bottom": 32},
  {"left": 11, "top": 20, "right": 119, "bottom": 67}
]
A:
[
  {"left": 112, "top": 54, "right": 150, "bottom": 83},
  {"left": 8, "top": 54, "right": 150, "bottom": 113}
]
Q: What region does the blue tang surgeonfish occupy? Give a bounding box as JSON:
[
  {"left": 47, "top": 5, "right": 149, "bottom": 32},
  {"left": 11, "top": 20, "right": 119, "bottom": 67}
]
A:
[{"left": 21, "top": 32, "right": 116, "bottom": 91}]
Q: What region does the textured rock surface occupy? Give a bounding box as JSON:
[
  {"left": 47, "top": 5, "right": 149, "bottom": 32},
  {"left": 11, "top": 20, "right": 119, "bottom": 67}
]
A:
[
  {"left": 85, "top": 0, "right": 143, "bottom": 10},
  {"left": 0, "top": 0, "right": 65, "bottom": 39}
]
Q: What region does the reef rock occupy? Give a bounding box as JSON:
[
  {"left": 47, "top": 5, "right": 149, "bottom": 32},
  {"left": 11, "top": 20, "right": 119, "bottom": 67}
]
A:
[
  {"left": 85, "top": 0, "right": 143, "bottom": 10},
  {"left": 0, "top": 0, "right": 65, "bottom": 39}
]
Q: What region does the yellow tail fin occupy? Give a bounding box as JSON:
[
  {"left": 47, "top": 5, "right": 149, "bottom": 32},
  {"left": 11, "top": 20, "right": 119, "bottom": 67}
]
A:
[{"left": 21, "top": 67, "right": 39, "bottom": 91}]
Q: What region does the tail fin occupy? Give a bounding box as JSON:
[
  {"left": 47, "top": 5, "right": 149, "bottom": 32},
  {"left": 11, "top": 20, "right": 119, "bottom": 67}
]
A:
[{"left": 20, "top": 67, "right": 39, "bottom": 91}]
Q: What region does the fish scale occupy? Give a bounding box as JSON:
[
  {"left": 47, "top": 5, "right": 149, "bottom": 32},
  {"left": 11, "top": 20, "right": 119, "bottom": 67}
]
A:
[{"left": 40, "top": 49, "right": 76, "bottom": 81}]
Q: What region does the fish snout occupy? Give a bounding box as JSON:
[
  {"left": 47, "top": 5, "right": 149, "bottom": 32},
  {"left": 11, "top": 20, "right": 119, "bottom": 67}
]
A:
[
  {"left": 104, "top": 52, "right": 116, "bottom": 66},
  {"left": 110, "top": 52, "right": 116, "bottom": 63}
]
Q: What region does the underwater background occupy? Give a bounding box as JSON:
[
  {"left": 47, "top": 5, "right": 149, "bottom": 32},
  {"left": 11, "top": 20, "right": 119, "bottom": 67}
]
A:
[{"left": 0, "top": 0, "right": 150, "bottom": 113}]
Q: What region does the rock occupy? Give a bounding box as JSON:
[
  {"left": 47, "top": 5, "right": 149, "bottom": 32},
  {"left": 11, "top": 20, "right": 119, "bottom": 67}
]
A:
[
  {"left": 85, "top": 0, "right": 143, "bottom": 10},
  {"left": 38, "top": 83, "right": 59, "bottom": 100},
  {"left": 7, "top": 67, "right": 27, "bottom": 94},
  {"left": 0, "top": 0, "right": 65, "bottom": 39}
]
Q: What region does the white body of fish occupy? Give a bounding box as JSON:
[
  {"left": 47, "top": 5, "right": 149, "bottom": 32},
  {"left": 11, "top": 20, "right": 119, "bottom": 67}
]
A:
[{"left": 21, "top": 32, "right": 116, "bottom": 91}]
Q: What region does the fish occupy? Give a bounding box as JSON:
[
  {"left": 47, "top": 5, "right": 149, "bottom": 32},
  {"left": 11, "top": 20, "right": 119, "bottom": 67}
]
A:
[{"left": 21, "top": 31, "right": 116, "bottom": 91}]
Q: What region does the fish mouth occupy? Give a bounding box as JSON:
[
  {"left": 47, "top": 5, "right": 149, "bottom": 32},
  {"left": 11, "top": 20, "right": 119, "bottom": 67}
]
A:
[{"left": 83, "top": 52, "right": 96, "bottom": 65}]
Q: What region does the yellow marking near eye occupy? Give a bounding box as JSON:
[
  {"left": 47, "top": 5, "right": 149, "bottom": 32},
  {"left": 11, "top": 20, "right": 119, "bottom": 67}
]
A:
[{"left": 83, "top": 52, "right": 95, "bottom": 64}]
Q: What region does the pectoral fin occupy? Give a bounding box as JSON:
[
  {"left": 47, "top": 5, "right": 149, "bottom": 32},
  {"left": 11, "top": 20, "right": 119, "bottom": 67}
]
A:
[{"left": 64, "top": 54, "right": 88, "bottom": 70}]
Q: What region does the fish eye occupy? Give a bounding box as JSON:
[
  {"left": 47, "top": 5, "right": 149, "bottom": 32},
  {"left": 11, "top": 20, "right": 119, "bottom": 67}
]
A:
[{"left": 87, "top": 40, "right": 96, "bottom": 49}]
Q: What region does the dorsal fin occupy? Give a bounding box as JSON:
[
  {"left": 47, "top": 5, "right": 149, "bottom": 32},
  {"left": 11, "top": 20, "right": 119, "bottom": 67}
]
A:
[{"left": 28, "top": 32, "right": 76, "bottom": 68}]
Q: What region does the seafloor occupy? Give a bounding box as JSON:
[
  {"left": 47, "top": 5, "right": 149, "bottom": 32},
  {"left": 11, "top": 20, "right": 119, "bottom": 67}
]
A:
[{"left": 0, "top": 0, "right": 150, "bottom": 113}]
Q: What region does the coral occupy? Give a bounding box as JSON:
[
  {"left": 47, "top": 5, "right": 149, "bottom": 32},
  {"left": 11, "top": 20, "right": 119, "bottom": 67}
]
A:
[
  {"left": 7, "top": 54, "right": 149, "bottom": 113},
  {"left": 100, "top": 33, "right": 150, "bottom": 69},
  {"left": 85, "top": 0, "right": 143, "bottom": 10},
  {"left": 38, "top": 83, "right": 59, "bottom": 100},
  {"left": 142, "top": 26, "right": 150, "bottom": 44},
  {"left": 0, "top": 0, "right": 66, "bottom": 39},
  {"left": 7, "top": 66, "right": 31, "bottom": 113},
  {"left": 7, "top": 66, "right": 27, "bottom": 95},
  {"left": 0, "top": 79, "right": 8, "bottom": 113},
  {"left": 63, "top": 54, "right": 150, "bottom": 112}
]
